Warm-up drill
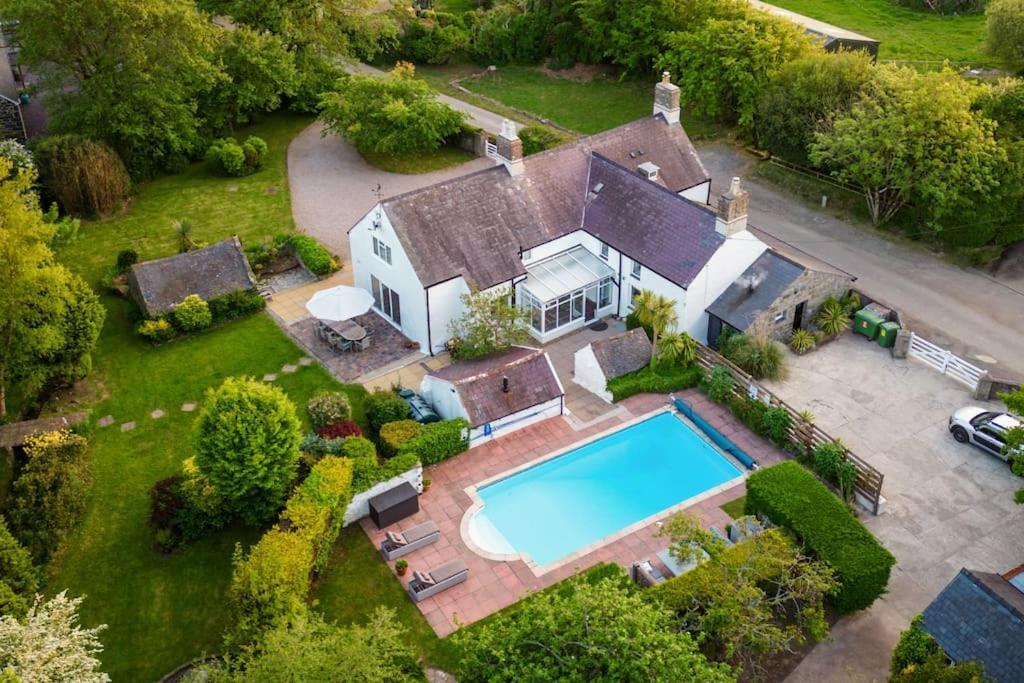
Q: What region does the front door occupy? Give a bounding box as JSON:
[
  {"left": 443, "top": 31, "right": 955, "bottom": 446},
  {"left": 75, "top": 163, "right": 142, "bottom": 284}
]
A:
[
  {"left": 707, "top": 315, "right": 724, "bottom": 349},
  {"left": 793, "top": 301, "right": 806, "bottom": 332}
]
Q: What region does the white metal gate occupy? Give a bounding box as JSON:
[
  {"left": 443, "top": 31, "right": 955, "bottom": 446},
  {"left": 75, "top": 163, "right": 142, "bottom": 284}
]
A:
[
  {"left": 485, "top": 141, "right": 498, "bottom": 159},
  {"left": 907, "top": 332, "right": 985, "bottom": 390}
]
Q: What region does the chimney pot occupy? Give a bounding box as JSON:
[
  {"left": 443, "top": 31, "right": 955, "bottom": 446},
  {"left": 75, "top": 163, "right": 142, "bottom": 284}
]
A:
[
  {"left": 653, "top": 75, "right": 681, "bottom": 125},
  {"left": 495, "top": 118, "right": 524, "bottom": 176}
]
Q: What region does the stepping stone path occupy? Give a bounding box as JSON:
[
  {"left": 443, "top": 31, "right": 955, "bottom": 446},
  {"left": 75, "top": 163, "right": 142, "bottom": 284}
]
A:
[
  {"left": 150, "top": 409, "right": 165, "bottom": 419},
  {"left": 298, "top": 357, "right": 313, "bottom": 366},
  {"left": 262, "top": 373, "right": 277, "bottom": 382},
  {"left": 181, "top": 402, "right": 197, "bottom": 412},
  {"left": 281, "top": 364, "right": 298, "bottom": 374},
  {"left": 120, "top": 421, "right": 136, "bottom": 432},
  {"left": 97, "top": 415, "right": 114, "bottom": 428}
]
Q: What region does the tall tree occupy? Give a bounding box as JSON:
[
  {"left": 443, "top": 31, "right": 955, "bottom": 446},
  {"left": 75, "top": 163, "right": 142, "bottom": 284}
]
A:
[
  {"left": 810, "top": 65, "right": 1004, "bottom": 231},
  {"left": 455, "top": 576, "right": 733, "bottom": 682},
  {"left": 658, "top": 8, "right": 815, "bottom": 129},
  {"left": 0, "top": 592, "right": 108, "bottom": 683},
  {"left": 193, "top": 377, "right": 302, "bottom": 524},
  {"left": 986, "top": 0, "right": 1024, "bottom": 72},
  {"left": 1, "top": 0, "right": 221, "bottom": 177},
  {"left": 0, "top": 159, "right": 104, "bottom": 419}
]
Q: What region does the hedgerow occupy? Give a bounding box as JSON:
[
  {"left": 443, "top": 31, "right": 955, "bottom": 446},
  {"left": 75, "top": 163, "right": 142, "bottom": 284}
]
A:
[
  {"left": 744, "top": 461, "right": 894, "bottom": 613},
  {"left": 397, "top": 418, "right": 469, "bottom": 465},
  {"left": 608, "top": 364, "right": 703, "bottom": 402}
]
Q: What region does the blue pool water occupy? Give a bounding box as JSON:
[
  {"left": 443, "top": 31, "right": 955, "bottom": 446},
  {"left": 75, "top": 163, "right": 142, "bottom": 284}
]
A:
[{"left": 468, "top": 411, "right": 742, "bottom": 567}]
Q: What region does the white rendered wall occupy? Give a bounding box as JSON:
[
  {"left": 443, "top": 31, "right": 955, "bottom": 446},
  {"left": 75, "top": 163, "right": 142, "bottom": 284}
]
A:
[
  {"left": 343, "top": 465, "right": 423, "bottom": 526},
  {"left": 573, "top": 344, "right": 612, "bottom": 403},
  {"left": 419, "top": 375, "right": 468, "bottom": 422},
  {"left": 426, "top": 276, "right": 471, "bottom": 355},
  {"left": 618, "top": 257, "right": 691, "bottom": 336},
  {"left": 349, "top": 206, "right": 430, "bottom": 349},
  {"left": 468, "top": 396, "right": 564, "bottom": 446},
  {"left": 680, "top": 230, "right": 767, "bottom": 341},
  {"left": 679, "top": 180, "right": 712, "bottom": 206}
]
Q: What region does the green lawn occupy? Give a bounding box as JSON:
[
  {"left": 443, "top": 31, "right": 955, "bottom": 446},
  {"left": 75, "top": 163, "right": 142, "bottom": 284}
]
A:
[
  {"left": 361, "top": 145, "right": 477, "bottom": 174},
  {"left": 435, "top": 0, "right": 477, "bottom": 13},
  {"left": 314, "top": 527, "right": 462, "bottom": 671},
  {"left": 720, "top": 496, "right": 747, "bottom": 519},
  {"left": 416, "top": 64, "right": 719, "bottom": 138},
  {"left": 768, "top": 0, "right": 991, "bottom": 65},
  {"left": 59, "top": 112, "right": 313, "bottom": 288},
  {"left": 47, "top": 304, "right": 369, "bottom": 681}
]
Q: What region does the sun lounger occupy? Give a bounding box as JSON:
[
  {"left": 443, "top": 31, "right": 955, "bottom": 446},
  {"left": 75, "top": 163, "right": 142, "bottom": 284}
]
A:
[
  {"left": 407, "top": 559, "right": 469, "bottom": 602},
  {"left": 631, "top": 559, "right": 666, "bottom": 587},
  {"left": 656, "top": 545, "right": 709, "bottom": 578},
  {"left": 380, "top": 520, "right": 440, "bottom": 561}
]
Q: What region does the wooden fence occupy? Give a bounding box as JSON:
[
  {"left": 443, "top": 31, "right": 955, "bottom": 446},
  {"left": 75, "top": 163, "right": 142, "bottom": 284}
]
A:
[{"left": 694, "top": 344, "right": 886, "bottom": 515}]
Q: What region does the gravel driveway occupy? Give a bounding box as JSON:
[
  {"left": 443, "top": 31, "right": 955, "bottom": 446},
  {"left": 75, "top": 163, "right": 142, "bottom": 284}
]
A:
[
  {"left": 764, "top": 335, "right": 1024, "bottom": 682},
  {"left": 287, "top": 121, "right": 492, "bottom": 261}
]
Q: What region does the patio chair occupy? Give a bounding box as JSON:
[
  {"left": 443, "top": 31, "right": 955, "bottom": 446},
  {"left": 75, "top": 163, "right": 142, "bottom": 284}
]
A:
[
  {"left": 356, "top": 334, "right": 372, "bottom": 352},
  {"left": 630, "top": 558, "right": 666, "bottom": 587},
  {"left": 407, "top": 559, "right": 469, "bottom": 602},
  {"left": 727, "top": 516, "right": 764, "bottom": 544},
  {"left": 380, "top": 520, "right": 440, "bottom": 561},
  {"left": 656, "top": 544, "right": 709, "bottom": 578}
]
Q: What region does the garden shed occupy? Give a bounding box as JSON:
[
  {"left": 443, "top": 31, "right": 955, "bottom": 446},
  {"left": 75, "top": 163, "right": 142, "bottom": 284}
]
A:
[
  {"left": 128, "top": 237, "right": 257, "bottom": 317},
  {"left": 0, "top": 412, "right": 87, "bottom": 456},
  {"left": 573, "top": 328, "right": 652, "bottom": 403},
  {"left": 420, "top": 346, "right": 564, "bottom": 445}
]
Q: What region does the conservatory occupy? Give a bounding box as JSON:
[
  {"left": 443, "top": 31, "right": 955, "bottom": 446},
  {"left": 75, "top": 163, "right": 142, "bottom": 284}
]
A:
[{"left": 518, "top": 246, "right": 617, "bottom": 342}]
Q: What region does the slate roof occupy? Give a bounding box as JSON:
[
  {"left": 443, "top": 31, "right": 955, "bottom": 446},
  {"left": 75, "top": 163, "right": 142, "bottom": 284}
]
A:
[
  {"left": 0, "top": 413, "right": 88, "bottom": 450},
  {"left": 376, "top": 115, "right": 713, "bottom": 290},
  {"left": 590, "top": 328, "right": 652, "bottom": 381},
  {"left": 705, "top": 251, "right": 806, "bottom": 331},
  {"left": 429, "top": 347, "right": 564, "bottom": 428},
  {"left": 922, "top": 568, "right": 1024, "bottom": 683},
  {"left": 128, "top": 237, "right": 256, "bottom": 317}
]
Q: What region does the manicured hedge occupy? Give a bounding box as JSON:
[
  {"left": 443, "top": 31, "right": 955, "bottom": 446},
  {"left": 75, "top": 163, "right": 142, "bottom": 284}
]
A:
[
  {"left": 228, "top": 457, "right": 353, "bottom": 645},
  {"left": 744, "top": 461, "right": 895, "bottom": 613},
  {"left": 366, "top": 390, "right": 411, "bottom": 432},
  {"left": 608, "top": 363, "right": 703, "bottom": 402},
  {"left": 352, "top": 452, "right": 420, "bottom": 494},
  {"left": 289, "top": 235, "right": 337, "bottom": 276},
  {"left": 379, "top": 419, "right": 424, "bottom": 457},
  {"left": 397, "top": 418, "right": 469, "bottom": 465}
]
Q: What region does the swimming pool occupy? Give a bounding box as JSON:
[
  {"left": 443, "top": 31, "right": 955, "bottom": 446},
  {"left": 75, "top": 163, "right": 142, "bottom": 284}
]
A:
[{"left": 464, "top": 411, "right": 743, "bottom": 569}]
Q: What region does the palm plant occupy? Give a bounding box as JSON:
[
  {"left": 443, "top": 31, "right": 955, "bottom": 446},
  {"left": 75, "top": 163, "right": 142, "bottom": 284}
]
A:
[
  {"left": 814, "top": 296, "right": 851, "bottom": 337},
  {"left": 789, "top": 329, "right": 817, "bottom": 354},
  {"left": 633, "top": 290, "right": 678, "bottom": 368},
  {"left": 658, "top": 331, "right": 698, "bottom": 366}
]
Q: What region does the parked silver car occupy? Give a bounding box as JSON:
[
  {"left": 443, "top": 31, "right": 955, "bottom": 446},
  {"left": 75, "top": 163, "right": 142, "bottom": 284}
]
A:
[{"left": 948, "top": 407, "right": 1022, "bottom": 461}]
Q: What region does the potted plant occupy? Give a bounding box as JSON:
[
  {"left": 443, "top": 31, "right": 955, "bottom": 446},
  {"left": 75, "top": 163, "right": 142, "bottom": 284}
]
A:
[
  {"left": 422, "top": 477, "right": 432, "bottom": 493},
  {"left": 395, "top": 559, "right": 409, "bottom": 576}
]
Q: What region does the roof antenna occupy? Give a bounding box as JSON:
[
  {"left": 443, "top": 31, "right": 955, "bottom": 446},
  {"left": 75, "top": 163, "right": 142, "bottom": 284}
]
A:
[{"left": 372, "top": 183, "right": 383, "bottom": 230}]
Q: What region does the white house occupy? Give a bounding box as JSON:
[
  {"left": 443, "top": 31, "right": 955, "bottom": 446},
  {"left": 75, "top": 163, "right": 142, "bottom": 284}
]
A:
[
  {"left": 574, "top": 328, "right": 653, "bottom": 403},
  {"left": 348, "top": 74, "right": 768, "bottom": 355},
  {"left": 419, "top": 346, "right": 564, "bottom": 445}
]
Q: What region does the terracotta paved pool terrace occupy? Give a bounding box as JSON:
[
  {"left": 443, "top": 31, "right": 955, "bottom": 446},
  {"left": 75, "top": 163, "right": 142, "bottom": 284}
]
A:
[{"left": 360, "top": 390, "right": 788, "bottom": 636}]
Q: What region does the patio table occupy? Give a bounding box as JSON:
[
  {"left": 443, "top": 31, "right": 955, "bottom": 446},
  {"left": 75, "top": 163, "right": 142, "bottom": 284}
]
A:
[{"left": 327, "top": 319, "right": 367, "bottom": 342}]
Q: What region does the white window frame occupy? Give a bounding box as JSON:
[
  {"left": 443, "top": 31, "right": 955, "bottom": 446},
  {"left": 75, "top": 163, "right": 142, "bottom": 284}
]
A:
[
  {"left": 773, "top": 310, "right": 786, "bottom": 323},
  {"left": 630, "top": 285, "right": 642, "bottom": 308},
  {"left": 372, "top": 236, "right": 392, "bottom": 265},
  {"left": 521, "top": 248, "right": 532, "bottom": 261},
  {"left": 599, "top": 242, "right": 609, "bottom": 261},
  {"left": 630, "top": 260, "right": 641, "bottom": 279}
]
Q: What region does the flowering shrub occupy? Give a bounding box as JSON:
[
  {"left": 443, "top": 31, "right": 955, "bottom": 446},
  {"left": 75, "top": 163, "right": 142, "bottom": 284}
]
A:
[
  {"left": 307, "top": 391, "right": 352, "bottom": 430},
  {"left": 316, "top": 420, "right": 362, "bottom": 440}
]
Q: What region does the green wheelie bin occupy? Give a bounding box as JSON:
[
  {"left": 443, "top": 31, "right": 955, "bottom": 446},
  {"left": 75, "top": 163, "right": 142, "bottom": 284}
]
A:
[
  {"left": 876, "top": 321, "right": 900, "bottom": 348},
  {"left": 853, "top": 308, "right": 885, "bottom": 341}
]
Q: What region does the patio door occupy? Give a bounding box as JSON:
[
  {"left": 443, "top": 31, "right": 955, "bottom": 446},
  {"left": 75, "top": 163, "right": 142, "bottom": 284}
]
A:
[
  {"left": 371, "top": 275, "right": 401, "bottom": 326},
  {"left": 584, "top": 284, "right": 599, "bottom": 322}
]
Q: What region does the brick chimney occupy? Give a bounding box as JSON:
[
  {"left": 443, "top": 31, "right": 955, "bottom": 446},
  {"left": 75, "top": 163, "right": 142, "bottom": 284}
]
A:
[
  {"left": 653, "top": 72, "right": 681, "bottom": 125},
  {"left": 495, "top": 119, "right": 524, "bottom": 176},
  {"left": 715, "top": 177, "right": 749, "bottom": 237}
]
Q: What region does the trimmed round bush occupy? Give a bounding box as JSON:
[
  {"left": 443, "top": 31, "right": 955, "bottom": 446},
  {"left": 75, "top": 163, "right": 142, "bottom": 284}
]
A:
[
  {"left": 307, "top": 391, "right": 352, "bottom": 430},
  {"left": 137, "top": 318, "right": 174, "bottom": 343},
  {"left": 289, "top": 235, "right": 337, "bottom": 276},
  {"left": 341, "top": 436, "right": 377, "bottom": 461},
  {"left": 116, "top": 249, "right": 139, "bottom": 273},
  {"left": 173, "top": 294, "right": 212, "bottom": 332},
  {"left": 380, "top": 419, "right": 424, "bottom": 457},
  {"left": 366, "top": 390, "right": 410, "bottom": 432}
]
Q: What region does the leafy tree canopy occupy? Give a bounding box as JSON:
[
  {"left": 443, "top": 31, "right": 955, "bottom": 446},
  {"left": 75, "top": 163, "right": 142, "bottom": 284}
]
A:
[
  {"left": 447, "top": 289, "right": 530, "bottom": 360},
  {"left": 319, "top": 63, "right": 466, "bottom": 156},
  {"left": 986, "top": 0, "right": 1024, "bottom": 72}
]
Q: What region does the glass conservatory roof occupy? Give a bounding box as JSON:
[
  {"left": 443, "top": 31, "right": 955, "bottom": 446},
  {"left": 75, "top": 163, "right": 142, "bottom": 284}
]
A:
[{"left": 522, "top": 246, "right": 615, "bottom": 302}]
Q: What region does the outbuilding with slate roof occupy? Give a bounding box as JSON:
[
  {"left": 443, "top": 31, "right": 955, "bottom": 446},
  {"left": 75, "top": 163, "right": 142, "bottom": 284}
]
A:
[
  {"left": 128, "top": 237, "right": 257, "bottom": 318},
  {"left": 420, "top": 346, "right": 564, "bottom": 445},
  {"left": 572, "top": 328, "right": 653, "bottom": 403}
]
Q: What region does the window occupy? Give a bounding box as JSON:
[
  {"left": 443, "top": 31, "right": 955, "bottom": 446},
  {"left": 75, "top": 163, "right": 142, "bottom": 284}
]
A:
[
  {"left": 372, "top": 236, "right": 392, "bottom": 265},
  {"left": 598, "top": 276, "right": 613, "bottom": 308},
  {"left": 370, "top": 274, "right": 401, "bottom": 325},
  {"left": 521, "top": 248, "right": 532, "bottom": 260},
  {"left": 630, "top": 285, "right": 641, "bottom": 307},
  {"left": 978, "top": 426, "right": 1006, "bottom": 445},
  {"left": 599, "top": 242, "right": 609, "bottom": 260},
  {"left": 631, "top": 260, "right": 641, "bottom": 279},
  {"left": 773, "top": 310, "right": 786, "bottom": 323}
]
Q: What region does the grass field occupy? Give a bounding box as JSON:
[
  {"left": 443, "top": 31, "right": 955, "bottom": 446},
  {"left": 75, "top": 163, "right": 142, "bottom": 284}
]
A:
[
  {"left": 768, "top": 0, "right": 991, "bottom": 65},
  {"left": 416, "top": 64, "right": 720, "bottom": 138},
  {"left": 59, "top": 113, "right": 313, "bottom": 288},
  {"left": 361, "top": 145, "right": 477, "bottom": 174}
]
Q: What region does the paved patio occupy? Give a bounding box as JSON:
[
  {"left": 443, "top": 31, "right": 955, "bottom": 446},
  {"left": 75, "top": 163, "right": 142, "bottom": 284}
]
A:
[
  {"left": 287, "top": 311, "right": 422, "bottom": 383},
  {"left": 540, "top": 318, "right": 629, "bottom": 424},
  {"left": 764, "top": 335, "right": 1024, "bottom": 682},
  {"left": 361, "top": 389, "right": 788, "bottom": 637}
]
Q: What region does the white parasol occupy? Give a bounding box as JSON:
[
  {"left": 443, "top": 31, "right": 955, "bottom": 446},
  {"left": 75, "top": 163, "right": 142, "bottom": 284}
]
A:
[{"left": 305, "top": 285, "right": 375, "bottom": 322}]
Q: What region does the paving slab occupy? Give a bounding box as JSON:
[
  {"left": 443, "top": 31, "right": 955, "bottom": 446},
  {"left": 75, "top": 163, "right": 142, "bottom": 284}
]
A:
[
  {"left": 298, "top": 357, "right": 314, "bottom": 366},
  {"left": 181, "top": 402, "right": 197, "bottom": 412},
  {"left": 150, "top": 409, "right": 165, "bottom": 419},
  {"left": 97, "top": 415, "right": 114, "bottom": 428},
  {"left": 120, "top": 421, "right": 136, "bottom": 432},
  {"left": 281, "top": 364, "right": 298, "bottom": 374},
  {"left": 262, "top": 373, "right": 277, "bottom": 382}
]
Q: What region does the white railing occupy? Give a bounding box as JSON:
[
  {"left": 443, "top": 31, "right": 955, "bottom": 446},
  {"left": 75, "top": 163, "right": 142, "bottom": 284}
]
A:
[
  {"left": 485, "top": 141, "right": 498, "bottom": 159},
  {"left": 908, "top": 332, "right": 985, "bottom": 390}
]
